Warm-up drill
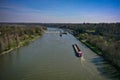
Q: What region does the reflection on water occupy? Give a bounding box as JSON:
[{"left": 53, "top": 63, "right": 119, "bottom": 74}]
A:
[
  {"left": 0, "top": 28, "right": 120, "bottom": 80},
  {"left": 91, "top": 57, "right": 120, "bottom": 80}
]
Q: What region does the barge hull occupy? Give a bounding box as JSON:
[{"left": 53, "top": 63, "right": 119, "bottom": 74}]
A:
[{"left": 73, "top": 44, "right": 82, "bottom": 57}]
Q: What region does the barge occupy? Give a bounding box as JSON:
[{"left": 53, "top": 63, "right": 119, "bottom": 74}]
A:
[{"left": 73, "top": 44, "right": 82, "bottom": 57}]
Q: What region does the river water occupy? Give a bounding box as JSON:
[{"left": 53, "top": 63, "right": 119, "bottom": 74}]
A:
[{"left": 0, "top": 28, "right": 120, "bottom": 80}]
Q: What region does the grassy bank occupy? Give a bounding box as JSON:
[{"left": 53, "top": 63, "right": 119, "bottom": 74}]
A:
[
  {"left": 75, "top": 34, "right": 120, "bottom": 70},
  {"left": 0, "top": 35, "right": 40, "bottom": 55},
  {"left": 80, "top": 39, "right": 103, "bottom": 56},
  {"left": 79, "top": 38, "right": 120, "bottom": 70}
]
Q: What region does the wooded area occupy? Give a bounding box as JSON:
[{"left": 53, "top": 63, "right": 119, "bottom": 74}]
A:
[
  {"left": 0, "top": 24, "right": 46, "bottom": 54},
  {"left": 60, "top": 23, "right": 120, "bottom": 69}
]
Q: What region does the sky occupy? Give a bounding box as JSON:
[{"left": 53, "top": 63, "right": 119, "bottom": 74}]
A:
[{"left": 0, "top": 0, "right": 120, "bottom": 23}]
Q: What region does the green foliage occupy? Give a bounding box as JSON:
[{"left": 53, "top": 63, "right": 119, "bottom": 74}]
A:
[
  {"left": 61, "top": 23, "right": 120, "bottom": 68},
  {"left": 0, "top": 24, "right": 46, "bottom": 54}
]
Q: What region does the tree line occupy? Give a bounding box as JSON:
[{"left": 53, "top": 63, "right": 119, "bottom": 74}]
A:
[{"left": 0, "top": 24, "right": 47, "bottom": 54}]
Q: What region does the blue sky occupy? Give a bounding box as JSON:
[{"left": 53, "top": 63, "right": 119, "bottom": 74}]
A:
[{"left": 0, "top": 0, "right": 120, "bottom": 23}]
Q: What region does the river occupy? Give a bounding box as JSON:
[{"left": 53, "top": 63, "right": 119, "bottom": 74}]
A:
[{"left": 0, "top": 28, "right": 120, "bottom": 80}]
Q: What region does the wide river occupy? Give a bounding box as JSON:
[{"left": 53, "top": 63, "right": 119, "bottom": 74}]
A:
[{"left": 0, "top": 28, "right": 120, "bottom": 80}]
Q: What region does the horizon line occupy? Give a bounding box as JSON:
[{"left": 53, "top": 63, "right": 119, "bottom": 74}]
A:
[{"left": 0, "top": 22, "right": 120, "bottom": 24}]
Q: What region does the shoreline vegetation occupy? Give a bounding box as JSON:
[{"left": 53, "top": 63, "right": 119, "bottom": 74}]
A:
[
  {"left": 58, "top": 23, "right": 120, "bottom": 70},
  {"left": 0, "top": 24, "right": 47, "bottom": 55},
  {"left": 78, "top": 39, "right": 103, "bottom": 56},
  {"left": 76, "top": 36, "right": 120, "bottom": 70}
]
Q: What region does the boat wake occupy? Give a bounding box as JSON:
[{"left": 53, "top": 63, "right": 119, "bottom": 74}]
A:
[{"left": 81, "top": 56, "right": 85, "bottom": 61}]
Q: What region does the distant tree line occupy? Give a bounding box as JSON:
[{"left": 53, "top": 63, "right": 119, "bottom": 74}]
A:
[{"left": 0, "top": 24, "right": 46, "bottom": 54}]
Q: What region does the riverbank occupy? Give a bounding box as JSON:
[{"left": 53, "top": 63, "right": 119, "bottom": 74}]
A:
[
  {"left": 0, "top": 35, "right": 41, "bottom": 56},
  {"left": 80, "top": 39, "right": 102, "bottom": 56},
  {"left": 75, "top": 36, "right": 120, "bottom": 71},
  {"left": 0, "top": 24, "right": 46, "bottom": 56}
]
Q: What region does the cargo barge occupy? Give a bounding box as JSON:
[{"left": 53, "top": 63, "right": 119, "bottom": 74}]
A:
[{"left": 73, "top": 44, "right": 82, "bottom": 57}]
